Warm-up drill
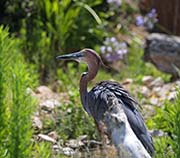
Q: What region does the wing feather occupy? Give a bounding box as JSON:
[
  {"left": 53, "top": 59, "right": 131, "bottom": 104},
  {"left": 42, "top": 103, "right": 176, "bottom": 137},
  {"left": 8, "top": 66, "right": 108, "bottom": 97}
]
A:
[{"left": 87, "top": 81, "right": 154, "bottom": 155}]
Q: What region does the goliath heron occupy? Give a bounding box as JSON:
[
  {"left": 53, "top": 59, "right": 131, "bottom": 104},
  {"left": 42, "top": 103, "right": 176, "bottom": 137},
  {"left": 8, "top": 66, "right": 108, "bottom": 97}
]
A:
[{"left": 56, "top": 49, "right": 154, "bottom": 157}]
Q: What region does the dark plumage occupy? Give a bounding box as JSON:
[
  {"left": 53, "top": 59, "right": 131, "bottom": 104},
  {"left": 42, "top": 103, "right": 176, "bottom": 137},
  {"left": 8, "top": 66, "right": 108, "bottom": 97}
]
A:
[
  {"left": 56, "top": 48, "right": 154, "bottom": 157},
  {"left": 87, "top": 81, "right": 154, "bottom": 155}
]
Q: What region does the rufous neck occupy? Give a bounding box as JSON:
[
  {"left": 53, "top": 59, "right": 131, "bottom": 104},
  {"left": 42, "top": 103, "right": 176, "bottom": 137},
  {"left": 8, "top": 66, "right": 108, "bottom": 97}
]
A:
[{"left": 79, "top": 58, "right": 100, "bottom": 106}]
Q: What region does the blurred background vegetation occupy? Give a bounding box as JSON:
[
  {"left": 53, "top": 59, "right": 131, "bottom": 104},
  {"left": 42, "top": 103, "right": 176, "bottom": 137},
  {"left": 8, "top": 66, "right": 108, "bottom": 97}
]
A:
[{"left": 0, "top": 0, "right": 180, "bottom": 157}]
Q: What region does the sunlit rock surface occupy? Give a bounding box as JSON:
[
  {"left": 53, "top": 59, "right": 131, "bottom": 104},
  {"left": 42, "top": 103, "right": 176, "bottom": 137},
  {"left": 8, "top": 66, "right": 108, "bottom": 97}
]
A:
[{"left": 144, "top": 33, "right": 180, "bottom": 80}]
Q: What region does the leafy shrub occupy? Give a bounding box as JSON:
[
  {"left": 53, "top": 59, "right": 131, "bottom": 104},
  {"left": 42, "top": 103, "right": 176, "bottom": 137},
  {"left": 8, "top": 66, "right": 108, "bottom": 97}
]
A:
[
  {"left": 32, "top": 141, "right": 53, "bottom": 158},
  {"left": 152, "top": 90, "right": 180, "bottom": 158},
  {"left": 0, "top": 26, "right": 12, "bottom": 157},
  {"left": 55, "top": 62, "right": 98, "bottom": 140},
  {"left": 55, "top": 88, "right": 97, "bottom": 140},
  {"left": 19, "top": 0, "right": 107, "bottom": 83},
  {"left": 9, "top": 60, "right": 37, "bottom": 158},
  {"left": 0, "top": 26, "right": 38, "bottom": 158}
]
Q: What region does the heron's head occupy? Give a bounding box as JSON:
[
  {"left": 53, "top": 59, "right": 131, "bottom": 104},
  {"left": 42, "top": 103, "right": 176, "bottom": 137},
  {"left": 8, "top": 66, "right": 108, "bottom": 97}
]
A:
[{"left": 56, "top": 48, "right": 102, "bottom": 66}]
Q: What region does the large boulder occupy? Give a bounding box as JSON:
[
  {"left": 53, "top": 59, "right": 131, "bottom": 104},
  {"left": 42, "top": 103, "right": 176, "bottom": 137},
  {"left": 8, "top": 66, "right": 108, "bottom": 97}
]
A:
[{"left": 143, "top": 33, "right": 180, "bottom": 80}]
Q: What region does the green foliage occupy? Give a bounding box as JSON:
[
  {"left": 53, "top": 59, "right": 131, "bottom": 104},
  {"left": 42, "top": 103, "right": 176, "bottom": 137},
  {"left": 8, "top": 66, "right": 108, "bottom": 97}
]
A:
[
  {"left": 19, "top": 0, "right": 106, "bottom": 83},
  {"left": 9, "top": 61, "right": 36, "bottom": 158},
  {"left": 32, "top": 141, "right": 52, "bottom": 158},
  {"left": 55, "top": 63, "right": 107, "bottom": 140},
  {"left": 154, "top": 137, "right": 174, "bottom": 158},
  {"left": 1, "top": 1, "right": 179, "bottom": 157},
  {"left": 0, "top": 26, "right": 38, "bottom": 158},
  {"left": 0, "top": 26, "right": 12, "bottom": 157},
  {"left": 56, "top": 62, "right": 86, "bottom": 91},
  {"left": 152, "top": 90, "right": 180, "bottom": 158},
  {"left": 37, "top": 0, "right": 81, "bottom": 50},
  {"left": 56, "top": 89, "right": 97, "bottom": 140}
]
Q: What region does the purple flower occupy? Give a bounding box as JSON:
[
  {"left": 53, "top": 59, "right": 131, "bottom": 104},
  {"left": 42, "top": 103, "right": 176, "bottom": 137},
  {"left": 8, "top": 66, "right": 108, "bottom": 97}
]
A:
[
  {"left": 135, "top": 8, "right": 158, "bottom": 30},
  {"left": 100, "top": 36, "right": 128, "bottom": 63},
  {"left": 151, "top": 8, "right": 156, "bottom": 14},
  {"left": 136, "top": 16, "right": 144, "bottom": 26},
  {"left": 110, "top": 37, "right": 116, "bottom": 42},
  {"left": 122, "top": 49, "right": 127, "bottom": 54},
  {"left": 117, "top": 50, "right": 122, "bottom": 55},
  {"left": 107, "top": 46, "right": 113, "bottom": 52},
  {"left": 107, "top": 0, "right": 113, "bottom": 3},
  {"left": 147, "top": 8, "right": 156, "bottom": 18},
  {"left": 120, "top": 42, "right": 127, "bottom": 48},
  {"left": 107, "top": 0, "right": 122, "bottom": 6},
  {"left": 100, "top": 46, "right": 106, "bottom": 54},
  {"left": 118, "top": 53, "right": 123, "bottom": 59}
]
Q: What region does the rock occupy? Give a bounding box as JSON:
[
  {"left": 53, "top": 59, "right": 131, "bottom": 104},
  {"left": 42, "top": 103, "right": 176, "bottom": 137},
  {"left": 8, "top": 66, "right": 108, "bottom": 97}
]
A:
[
  {"left": 35, "top": 86, "right": 53, "bottom": 94},
  {"left": 35, "top": 86, "right": 59, "bottom": 101},
  {"left": 61, "top": 147, "right": 75, "bottom": 156},
  {"left": 65, "top": 139, "right": 84, "bottom": 149},
  {"left": 38, "top": 134, "right": 56, "bottom": 143},
  {"left": 33, "top": 116, "right": 43, "bottom": 129},
  {"left": 48, "top": 131, "right": 58, "bottom": 141},
  {"left": 78, "top": 135, "right": 88, "bottom": 141},
  {"left": 122, "top": 78, "right": 133, "bottom": 85},
  {"left": 149, "top": 129, "right": 167, "bottom": 137},
  {"left": 141, "top": 86, "right": 151, "bottom": 97},
  {"left": 149, "top": 77, "right": 164, "bottom": 88},
  {"left": 149, "top": 97, "right": 159, "bottom": 105},
  {"left": 83, "top": 140, "right": 102, "bottom": 148},
  {"left": 153, "top": 84, "right": 172, "bottom": 99},
  {"left": 143, "top": 33, "right": 180, "bottom": 80},
  {"left": 175, "top": 80, "right": 180, "bottom": 88},
  {"left": 40, "top": 99, "right": 61, "bottom": 112},
  {"left": 142, "top": 76, "right": 154, "bottom": 85},
  {"left": 52, "top": 144, "right": 60, "bottom": 153},
  {"left": 34, "top": 86, "right": 69, "bottom": 105},
  {"left": 152, "top": 86, "right": 161, "bottom": 97},
  {"left": 167, "top": 91, "right": 177, "bottom": 101}
]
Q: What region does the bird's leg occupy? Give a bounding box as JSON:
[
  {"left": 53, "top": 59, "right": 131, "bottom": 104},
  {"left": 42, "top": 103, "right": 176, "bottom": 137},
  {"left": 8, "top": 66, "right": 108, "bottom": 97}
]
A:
[{"left": 97, "top": 121, "right": 109, "bottom": 158}]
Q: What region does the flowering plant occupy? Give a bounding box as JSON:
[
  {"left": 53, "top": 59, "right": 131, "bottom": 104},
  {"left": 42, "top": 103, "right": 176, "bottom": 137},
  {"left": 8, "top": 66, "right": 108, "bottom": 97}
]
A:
[{"left": 100, "top": 37, "right": 128, "bottom": 63}]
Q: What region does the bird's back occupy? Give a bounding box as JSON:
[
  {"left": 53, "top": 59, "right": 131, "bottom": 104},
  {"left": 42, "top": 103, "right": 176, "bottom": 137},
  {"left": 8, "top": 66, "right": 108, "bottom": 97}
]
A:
[
  {"left": 103, "top": 96, "right": 151, "bottom": 158},
  {"left": 86, "top": 81, "right": 154, "bottom": 155}
]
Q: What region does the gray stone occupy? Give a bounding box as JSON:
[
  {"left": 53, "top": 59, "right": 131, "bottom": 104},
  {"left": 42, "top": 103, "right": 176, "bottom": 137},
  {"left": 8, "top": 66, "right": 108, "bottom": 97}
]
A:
[
  {"left": 149, "top": 97, "right": 159, "bottom": 105},
  {"left": 149, "top": 77, "right": 164, "bottom": 88},
  {"left": 61, "top": 147, "right": 75, "bottom": 156},
  {"left": 38, "top": 134, "right": 56, "bottom": 143},
  {"left": 48, "top": 131, "right": 58, "bottom": 141},
  {"left": 141, "top": 86, "right": 151, "bottom": 98},
  {"left": 143, "top": 33, "right": 180, "bottom": 80},
  {"left": 168, "top": 91, "right": 177, "bottom": 101},
  {"left": 33, "top": 116, "right": 43, "bottom": 129},
  {"left": 35, "top": 86, "right": 53, "bottom": 94},
  {"left": 142, "top": 76, "right": 154, "bottom": 86},
  {"left": 149, "top": 129, "right": 167, "bottom": 137},
  {"left": 40, "top": 99, "right": 61, "bottom": 111},
  {"left": 65, "top": 139, "right": 84, "bottom": 149}
]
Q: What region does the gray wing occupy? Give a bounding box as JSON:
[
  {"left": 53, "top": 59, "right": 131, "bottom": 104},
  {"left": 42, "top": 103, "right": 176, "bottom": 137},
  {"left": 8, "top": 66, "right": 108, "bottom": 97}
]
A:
[{"left": 87, "top": 81, "right": 154, "bottom": 156}]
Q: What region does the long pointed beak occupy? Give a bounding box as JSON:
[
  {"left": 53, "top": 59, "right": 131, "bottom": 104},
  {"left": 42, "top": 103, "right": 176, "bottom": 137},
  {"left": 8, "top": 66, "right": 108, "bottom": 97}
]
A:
[{"left": 56, "top": 51, "right": 84, "bottom": 60}]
